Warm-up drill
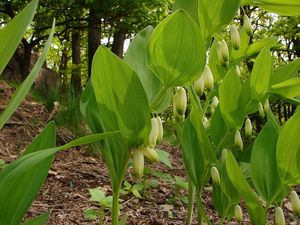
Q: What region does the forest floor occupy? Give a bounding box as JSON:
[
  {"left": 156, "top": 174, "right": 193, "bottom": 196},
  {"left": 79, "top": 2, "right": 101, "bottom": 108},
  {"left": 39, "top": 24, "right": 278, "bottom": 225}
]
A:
[{"left": 0, "top": 80, "right": 299, "bottom": 225}]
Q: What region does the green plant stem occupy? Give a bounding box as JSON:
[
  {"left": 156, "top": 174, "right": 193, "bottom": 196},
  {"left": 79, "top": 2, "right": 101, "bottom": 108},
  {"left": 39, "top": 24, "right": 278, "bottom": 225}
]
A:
[
  {"left": 200, "top": 90, "right": 214, "bottom": 118},
  {"left": 196, "top": 190, "right": 203, "bottom": 225},
  {"left": 150, "top": 85, "right": 169, "bottom": 109},
  {"left": 215, "top": 130, "right": 233, "bottom": 156},
  {"left": 187, "top": 181, "right": 195, "bottom": 225},
  {"left": 196, "top": 189, "right": 213, "bottom": 225},
  {"left": 112, "top": 188, "right": 120, "bottom": 225}
]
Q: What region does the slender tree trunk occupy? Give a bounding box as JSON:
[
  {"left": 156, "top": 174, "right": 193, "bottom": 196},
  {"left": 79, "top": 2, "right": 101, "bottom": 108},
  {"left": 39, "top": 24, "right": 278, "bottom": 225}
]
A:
[
  {"left": 111, "top": 28, "right": 126, "bottom": 58},
  {"left": 18, "top": 44, "right": 32, "bottom": 81},
  {"left": 71, "top": 29, "right": 81, "bottom": 94},
  {"left": 59, "top": 46, "right": 69, "bottom": 88},
  {"left": 88, "top": 7, "right": 100, "bottom": 77}
]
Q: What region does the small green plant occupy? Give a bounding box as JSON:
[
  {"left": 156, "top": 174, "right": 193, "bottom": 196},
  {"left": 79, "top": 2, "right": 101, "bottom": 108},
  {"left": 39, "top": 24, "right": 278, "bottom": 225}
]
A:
[{"left": 84, "top": 188, "right": 113, "bottom": 222}]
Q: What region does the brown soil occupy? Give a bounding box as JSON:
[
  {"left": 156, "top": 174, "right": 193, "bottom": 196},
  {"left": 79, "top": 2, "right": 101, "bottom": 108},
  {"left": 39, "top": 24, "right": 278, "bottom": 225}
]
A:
[{"left": 0, "top": 80, "right": 299, "bottom": 225}]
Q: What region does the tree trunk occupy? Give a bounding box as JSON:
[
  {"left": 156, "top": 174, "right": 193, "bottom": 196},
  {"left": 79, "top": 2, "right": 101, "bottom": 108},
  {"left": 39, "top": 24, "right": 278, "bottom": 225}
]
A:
[
  {"left": 88, "top": 7, "right": 101, "bottom": 77},
  {"left": 111, "top": 28, "right": 126, "bottom": 58},
  {"left": 59, "top": 46, "right": 69, "bottom": 88},
  {"left": 71, "top": 30, "right": 81, "bottom": 94},
  {"left": 19, "top": 44, "right": 32, "bottom": 81}
]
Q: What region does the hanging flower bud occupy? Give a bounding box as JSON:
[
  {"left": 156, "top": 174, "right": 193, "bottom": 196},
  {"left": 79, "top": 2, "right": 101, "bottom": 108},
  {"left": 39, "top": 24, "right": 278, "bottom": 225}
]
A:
[
  {"left": 221, "top": 149, "right": 228, "bottom": 162},
  {"left": 139, "top": 145, "right": 160, "bottom": 163},
  {"left": 194, "top": 74, "right": 205, "bottom": 96},
  {"left": 235, "top": 65, "right": 241, "bottom": 77},
  {"left": 290, "top": 190, "right": 300, "bottom": 215},
  {"left": 210, "top": 166, "right": 220, "bottom": 186},
  {"left": 218, "top": 40, "right": 229, "bottom": 67},
  {"left": 173, "top": 87, "right": 187, "bottom": 116},
  {"left": 202, "top": 116, "right": 210, "bottom": 129},
  {"left": 234, "top": 205, "right": 243, "bottom": 224},
  {"left": 202, "top": 65, "right": 214, "bottom": 91},
  {"left": 211, "top": 96, "right": 219, "bottom": 114},
  {"left": 147, "top": 118, "right": 159, "bottom": 148},
  {"left": 235, "top": 130, "right": 243, "bottom": 151},
  {"left": 245, "top": 118, "right": 253, "bottom": 138},
  {"left": 264, "top": 99, "right": 270, "bottom": 112},
  {"left": 275, "top": 207, "right": 285, "bottom": 225},
  {"left": 259, "top": 102, "right": 265, "bottom": 118},
  {"left": 133, "top": 149, "right": 144, "bottom": 179},
  {"left": 156, "top": 116, "right": 163, "bottom": 144},
  {"left": 243, "top": 14, "right": 252, "bottom": 36},
  {"left": 230, "top": 25, "right": 240, "bottom": 50}
]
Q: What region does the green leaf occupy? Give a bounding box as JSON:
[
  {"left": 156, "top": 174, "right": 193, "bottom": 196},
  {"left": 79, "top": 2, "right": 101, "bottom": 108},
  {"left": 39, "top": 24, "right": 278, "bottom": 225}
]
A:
[
  {"left": 148, "top": 9, "right": 206, "bottom": 86},
  {"left": 0, "top": 122, "right": 55, "bottom": 225},
  {"left": 269, "top": 78, "right": 300, "bottom": 98},
  {"left": 91, "top": 46, "right": 151, "bottom": 148},
  {"left": 226, "top": 151, "right": 267, "bottom": 225},
  {"left": 226, "top": 151, "right": 259, "bottom": 204},
  {"left": 269, "top": 59, "right": 300, "bottom": 86},
  {"left": 219, "top": 68, "right": 244, "bottom": 129},
  {"left": 0, "top": 0, "right": 38, "bottom": 75},
  {"left": 157, "top": 149, "right": 172, "bottom": 168},
  {"left": 245, "top": 37, "right": 279, "bottom": 58},
  {"left": 277, "top": 110, "right": 300, "bottom": 184},
  {"left": 244, "top": 0, "right": 300, "bottom": 16},
  {"left": 182, "top": 109, "right": 216, "bottom": 188},
  {"left": 209, "top": 107, "right": 228, "bottom": 147},
  {"left": 22, "top": 213, "right": 49, "bottom": 225},
  {"left": 124, "top": 26, "right": 172, "bottom": 113},
  {"left": 0, "top": 20, "right": 55, "bottom": 129},
  {"left": 198, "top": 0, "right": 241, "bottom": 40},
  {"left": 250, "top": 46, "right": 271, "bottom": 100},
  {"left": 250, "top": 121, "right": 281, "bottom": 203},
  {"left": 89, "top": 188, "right": 106, "bottom": 202},
  {"left": 173, "top": 0, "right": 200, "bottom": 26},
  {"left": 83, "top": 209, "right": 98, "bottom": 220}
]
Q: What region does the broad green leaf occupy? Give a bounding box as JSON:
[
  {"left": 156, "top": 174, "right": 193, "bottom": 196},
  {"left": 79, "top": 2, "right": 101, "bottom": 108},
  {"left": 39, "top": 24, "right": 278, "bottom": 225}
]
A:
[
  {"left": 173, "top": 0, "right": 199, "bottom": 26},
  {"left": 251, "top": 121, "right": 281, "bottom": 203},
  {"left": 0, "top": 20, "right": 55, "bottom": 129},
  {"left": 91, "top": 46, "right": 151, "bottom": 148},
  {"left": 245, "top": 37, "right": 279, "bottom": 58},
  {"left": 157, "top": 149, "right": 172, "bottom": 168},
  {"left": 80, "top": 81, "right": 128, "bottom": 191},
  {"left": 213, "top": 161, "right": 239, "bottom": 220},
  {"left": 250, "top": 46, "right": 271, "bottom": 100},
  {"left": 226, "top": 151, "right": 267, "bottom": 225},
  {"left": 239, "top": 78, "right": 260, "bottom": 114},
  {"left": 226, "top": 151, "right": 259, "bottom": 204},
  {"left": 80, "top": 81, "right": 103, "bottom": 135},
  {"left": 22, "top": 213, "right": 49, "bottom": 225},
  {"left": 270, "top": 78, "right": 300, "bottom": 98},
  {"left": 89, "top": 188, "right": 106, "bottom": 202},
  {"left": 124, "top": 26, "right": 172, "bottom": 113},
  {"left": 198, "top": 0, "right": 241, "bottom": 40},
  {"left": 0, "top": 122, "right": 55, "bottom": 225},
  {"left": 182, "top": 109, "right": 216, "bottom": 188},
  {"left": 219, "top": 69, "right": 244, "bottom": 129},
  {"left": 148, "top": 9, "right": 206, "bottom": 86},
  {"left": 209, "top": 107, "right": 228, "bottom": 148},
  {"left": 243, "top": 0, "right": 300, "bottom": 16},
  {"left": 277, "top": 110, "right": 300, "bottom": 184},
  {"left": 269, "top": 58, "right": 300, "bottom": 86},
  {"left": 0, "top": 0, "right": 38, "bottom": 75}
]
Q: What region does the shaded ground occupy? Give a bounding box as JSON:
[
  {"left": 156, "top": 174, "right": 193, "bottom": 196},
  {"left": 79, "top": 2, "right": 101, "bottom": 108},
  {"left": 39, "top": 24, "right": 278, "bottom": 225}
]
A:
[{"left": 0, "top": 80, "right": 299, "bottom": 224}]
